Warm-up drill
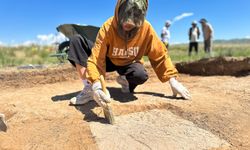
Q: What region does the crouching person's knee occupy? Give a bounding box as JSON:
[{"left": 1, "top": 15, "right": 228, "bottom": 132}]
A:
[
  {"left": 128, "top": 63, "right": 148, "bottom": 85},
  {"left": 134, "top": 70, "right": 148, "bottom": 85}
]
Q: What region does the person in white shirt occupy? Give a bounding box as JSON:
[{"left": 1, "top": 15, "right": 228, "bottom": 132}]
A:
[
  {"left": 161, "top": 20, "right": 171, "bottom": 49},
  {"left": 188, "top": 21, "right": 200, "bottom": 56}
]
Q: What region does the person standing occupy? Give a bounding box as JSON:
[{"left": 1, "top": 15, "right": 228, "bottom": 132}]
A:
[
  {"left": 188, "top": 21, "right": 200, "bottom": 56},
  {"left": 199, "top": 18, "right": 214, "bottom": 56},
  {"left": 161, "top": 20, "right": 171, "bottom": 49}
]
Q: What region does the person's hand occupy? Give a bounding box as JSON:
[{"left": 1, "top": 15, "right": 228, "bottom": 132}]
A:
[
  {"left": 169, "top": 77, "right": 191, "bottom": 100},
  {"left": 92, "top": 81, "right": 111, "bottom": 106}
]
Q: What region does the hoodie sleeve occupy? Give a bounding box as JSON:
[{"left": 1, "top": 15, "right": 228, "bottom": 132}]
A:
[
  {"left": 146, "top": 24, "right": 178, "bottom": 82},
  {"left": 87, "top": 21, "right": 110, "bottom": 83}
]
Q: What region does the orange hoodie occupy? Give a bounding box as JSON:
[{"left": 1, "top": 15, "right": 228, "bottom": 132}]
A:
[{"left": 87, "top": 0, "right": 178, "bottom": 83}]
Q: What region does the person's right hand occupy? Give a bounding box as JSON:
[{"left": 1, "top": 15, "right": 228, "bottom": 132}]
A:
[{"left": 92, "top": 81, "right": 111, "bottom": 106}]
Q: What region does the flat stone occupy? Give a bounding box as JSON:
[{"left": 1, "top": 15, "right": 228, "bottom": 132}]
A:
[{"left": 90, "top": 109, "right": 230, "bottom": 150}]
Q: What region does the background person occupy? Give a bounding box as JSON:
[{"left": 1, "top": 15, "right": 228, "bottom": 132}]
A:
[
  {"left": 161, "top": 20, "right": 171, "bottom": 49},
  {"left": 188, "top": 21, "right": 200, "bottom": 56},
  {"left": 199, "top": 18, "right": 214, "bottom": 56}
]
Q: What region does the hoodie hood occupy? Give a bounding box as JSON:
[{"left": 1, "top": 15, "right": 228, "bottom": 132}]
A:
[{"left": 114, "top": 0, "right": 148, "bottom": 40}]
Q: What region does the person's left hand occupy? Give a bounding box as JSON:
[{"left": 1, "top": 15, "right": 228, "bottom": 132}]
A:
[{"left": 169, "top": 77, "right": 191, "bottom": 100}]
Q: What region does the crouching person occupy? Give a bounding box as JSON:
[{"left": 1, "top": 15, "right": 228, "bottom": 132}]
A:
[{"left": 84, "top": 0, "right": 191, "bottom": 106}]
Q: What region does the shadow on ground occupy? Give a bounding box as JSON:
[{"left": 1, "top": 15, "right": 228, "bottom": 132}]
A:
[
  {"left": 50, "top": 87, "right": 186, "bottom": 124},
  {"left": 74, "top": 101, "right": 109, "bottom": 124},
  {"left": 50, "top": 87, "right": 139, "bottom": 124},
  {"left": 51, "top": 87, "right": 138, "bottom": 102},
  {"left": 135, "top": 91, "right": 186, "bottom": 100},
  {"left": 51, "top": 91, "right": 79, "bottom": 102},
  {"left": 108, "top": 87, "right": 138, "bottom": 102}
]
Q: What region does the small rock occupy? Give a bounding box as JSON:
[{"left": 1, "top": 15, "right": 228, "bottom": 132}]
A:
[{"left": 0, "top": 113, "right": 7, "bottom": 132}]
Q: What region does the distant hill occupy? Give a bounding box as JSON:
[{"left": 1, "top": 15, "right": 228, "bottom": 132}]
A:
[
  {"left": 214, "top": 38, "right": 250, "bottom": 44},
  {"left": 172, "top": 38, "right": 250, "bottom": 46}
]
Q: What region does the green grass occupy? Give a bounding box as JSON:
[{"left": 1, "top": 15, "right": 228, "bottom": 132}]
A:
[
  {"left": 0, "top": 45, "right": 58, "bottom": 67},
  {"left": 168, "top": 42, "right": 250, "bottom": 63},
  {"left": 0, "top": 42, "right": 250, "bottom": 68}
]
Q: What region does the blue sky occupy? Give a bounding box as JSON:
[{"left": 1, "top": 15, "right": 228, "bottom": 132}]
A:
[{"left": 0, "top": 0, "right": 250, "bottom": 46}]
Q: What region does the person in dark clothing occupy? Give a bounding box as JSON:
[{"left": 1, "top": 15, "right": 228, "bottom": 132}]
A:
[
  {"left": 188, "top": 21, "right": 200, "bottom": 56},
  {"left": 66, "top": 34, "right": 94, "bottom": 105}
]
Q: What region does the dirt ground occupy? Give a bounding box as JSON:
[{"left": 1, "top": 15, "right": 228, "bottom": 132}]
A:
[{"left": 0, "top": 64, "right": 249, "bottom": 150}]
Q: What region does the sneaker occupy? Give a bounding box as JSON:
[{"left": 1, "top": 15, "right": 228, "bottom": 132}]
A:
[
  {"left": 70, "top": 85, "right": 93, "bottom": 105},
  {"left": 116, "top": 75, "right": 130, "bottom": 93}
]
